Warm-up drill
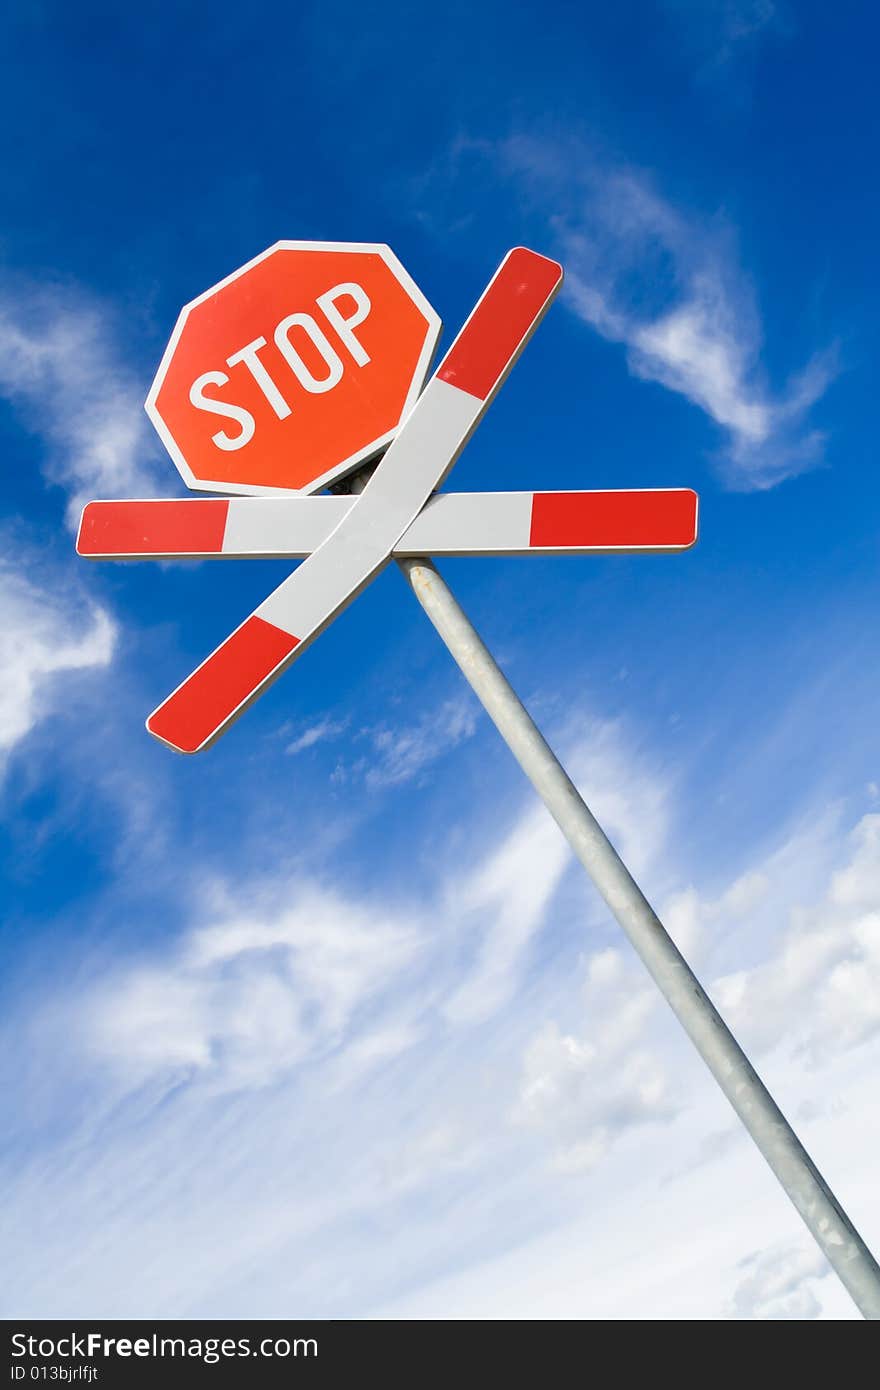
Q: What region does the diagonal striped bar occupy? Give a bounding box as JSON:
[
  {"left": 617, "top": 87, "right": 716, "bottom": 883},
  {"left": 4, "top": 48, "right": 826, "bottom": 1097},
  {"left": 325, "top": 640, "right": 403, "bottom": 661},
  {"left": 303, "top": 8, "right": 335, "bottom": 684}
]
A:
[{"left": 147, "top": 617, "right": 300, "bottom": 754}]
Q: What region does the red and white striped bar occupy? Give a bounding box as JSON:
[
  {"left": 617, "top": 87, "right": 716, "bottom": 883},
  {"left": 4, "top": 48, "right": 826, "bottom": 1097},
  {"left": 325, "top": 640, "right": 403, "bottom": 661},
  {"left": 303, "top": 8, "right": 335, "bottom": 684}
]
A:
[
  {"left": 78, "top": 489, "right": 698, "bottom": 559},
  {"left": 146, "top": 248, "right": 564, "bottom": 753},
  {"left": 77, "top": 496, "right": 337, "bottom": 559},
  {"left": 404, "top": 487, "right": 698, "bottom": 554}
]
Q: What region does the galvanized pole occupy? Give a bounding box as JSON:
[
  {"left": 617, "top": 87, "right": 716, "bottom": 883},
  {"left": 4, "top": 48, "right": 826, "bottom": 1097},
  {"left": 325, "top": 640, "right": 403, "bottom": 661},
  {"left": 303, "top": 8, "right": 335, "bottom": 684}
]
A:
[{"left": 395, "top": 552, "right": 880, "bottom": 1320}]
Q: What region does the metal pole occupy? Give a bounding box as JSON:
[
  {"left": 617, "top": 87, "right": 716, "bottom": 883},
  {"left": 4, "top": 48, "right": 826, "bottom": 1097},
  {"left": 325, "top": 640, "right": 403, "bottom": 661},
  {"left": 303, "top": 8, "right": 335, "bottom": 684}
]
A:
[{"left": 395, "top": 553, "right": 880, "bottom": 1320}]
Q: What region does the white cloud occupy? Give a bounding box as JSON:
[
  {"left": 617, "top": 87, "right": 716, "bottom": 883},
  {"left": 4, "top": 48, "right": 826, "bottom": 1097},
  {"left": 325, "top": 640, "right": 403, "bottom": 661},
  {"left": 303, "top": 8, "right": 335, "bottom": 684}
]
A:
[
  {"left": 728, "top": 1242, "right": 830, "bottom": 1320},
  {"left": 88, "top": 882, "right": 425, "bottom": 1094},
  {"left": 442, "top": 799, "right": 572, "bottom": 1024},
  {"left": 499, "top": 789, "right": 880, "bottom": 1283},
  {"left": 284, "top": 715, "right": 350, "bottom": 756},
  {"left": 88, "top": 718, "right": 662, "bottom": 1091},
  {"left": 0, "top": 278, "right": 164, "bottom": 522},
  {"left": 552, "top": 163, "right": 835, "bottom": 491},
  {"left": 0, "top": 555, "right": 115, "bottom": 762},
  {"left": 5, "top": 705, "right": 880, "bottom": 1320},
  {"left": 514, "top": 950, "right": 676, "bottom": 1173},
  {"left": 79, "top": 713, "right": 672, "bottom": 1156},
  {"left": 365, "top": 696, "right": 478, "bottom": 787},
  {"left": 443, "top": 716, "right": 672, "bottom": 1024},
  {"left": 565, "top": 719, "right": 673, "bottom": 878},
  {"left": 711, "top": 812, "right": 880, "bottom": 1061},
  {"left": 376, "top": 1058, "right": 873, "bottom": 1321},
  {"left": 441, "top": 135, "right": 835, "bottom": 490},
  {"left": 663, "top": 868, "right": 771, "bottom": 962},
  {"left": 329, "top": 694, "right": 479, "bottom": 788}
]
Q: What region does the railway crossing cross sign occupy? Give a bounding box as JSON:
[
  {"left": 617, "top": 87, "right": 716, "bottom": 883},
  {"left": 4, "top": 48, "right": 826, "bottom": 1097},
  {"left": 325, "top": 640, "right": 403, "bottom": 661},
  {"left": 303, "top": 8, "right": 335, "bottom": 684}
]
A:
[
  {"left": 78, "top": 244, "right": 697, "bottom": 752},
  {"left": 74, "top": 240, "right": 880, "bottom": 1317}
]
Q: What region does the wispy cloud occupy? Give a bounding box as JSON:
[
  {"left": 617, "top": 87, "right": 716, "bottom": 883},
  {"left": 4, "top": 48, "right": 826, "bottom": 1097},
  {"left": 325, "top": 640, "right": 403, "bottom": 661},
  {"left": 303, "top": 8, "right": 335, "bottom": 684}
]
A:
[
  {"left": 87, "top": 880, "right": 424, "bottom": 1094},
  {"left": 84, "top": 715, "right": 672, "bottom": 1100},
  {"left": 711, "top": 811, "right": 880, "bottom": 1060},
  {"left": 514, "top": 949, "right": 676, "bottom": 1173},
  {"left": 662, "top": 0, "right": 782, "bottom": 70},
  {"left": 0, "top": 278, "right": 164, "bottom": 523},
  {"left": 4, "top": 704, "right": 879, "bottom": 1318},
  {"left": 728, "top": 1242, "right": 830, "bottom": 1319},
  {"left": 433, "top": 135, "right": 835, "bottom": 490},
  {"left": 442, "top": 798, "right": 572, "bottom": 1025},
  {"left": 364, "top": 696, "right": 479, "bottom": 787},
  {"left": 444, "top": 716, "right": 671, "bottom": 1024},
  {"left": 0, "top": 552, "right": 115, "bottom": 764},
  {"left": 328, "top": 694, "right": 480, "bottom": 789},
  {"left": 510, "top": 140, "right": 835, "bottom": 489},
  {"left": 284, "top": 715, "right": 350, "bottom": 756}
]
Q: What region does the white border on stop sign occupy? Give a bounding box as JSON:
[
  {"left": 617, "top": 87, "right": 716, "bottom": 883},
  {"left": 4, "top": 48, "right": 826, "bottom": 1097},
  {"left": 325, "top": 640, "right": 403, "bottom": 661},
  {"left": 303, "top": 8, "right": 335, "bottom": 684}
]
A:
[{"left": 144, "top": 240, "right": 442, "bottom": 499}]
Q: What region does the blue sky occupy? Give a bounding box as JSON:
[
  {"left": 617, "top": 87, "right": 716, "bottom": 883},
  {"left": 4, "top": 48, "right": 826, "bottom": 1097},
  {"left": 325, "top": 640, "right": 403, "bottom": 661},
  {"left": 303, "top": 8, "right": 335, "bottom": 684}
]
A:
[{"left": 1, "top": 0, "right": 879, "bottom": 1319}]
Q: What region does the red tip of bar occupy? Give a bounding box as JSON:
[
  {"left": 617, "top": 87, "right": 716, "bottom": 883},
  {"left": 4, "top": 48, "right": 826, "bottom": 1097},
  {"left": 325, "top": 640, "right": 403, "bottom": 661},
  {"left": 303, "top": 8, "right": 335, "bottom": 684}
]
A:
[
  {"left": 147, "top": 616, "right": 300, "bottom": 754},
  {"left": 77, "top": 499, "right": 230, "bottom": 556},
  {"left": 529, "top": 489, "right": 698, "bottom": 550},
  {"left": 437, "top": 247, "right": 563, "bottom": 402}
]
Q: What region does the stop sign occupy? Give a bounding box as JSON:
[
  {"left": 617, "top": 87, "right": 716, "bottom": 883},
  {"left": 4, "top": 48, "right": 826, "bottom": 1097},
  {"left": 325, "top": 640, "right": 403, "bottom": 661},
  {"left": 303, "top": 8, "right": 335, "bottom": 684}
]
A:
[{"left": 145, "top": 241, "right": 441, "bottom": 496}]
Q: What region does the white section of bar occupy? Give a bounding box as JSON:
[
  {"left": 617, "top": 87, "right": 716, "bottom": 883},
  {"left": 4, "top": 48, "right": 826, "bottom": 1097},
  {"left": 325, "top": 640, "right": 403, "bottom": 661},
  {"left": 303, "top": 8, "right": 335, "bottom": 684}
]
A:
[
  {"left": 257, "top": 377, "right": 479, "bottom": 634},
  {"left": 396, "top": 491, "right": 532, "bottom": 555},
  {"left": 221, "top": 495, "right": 352, "bottom": 555}
]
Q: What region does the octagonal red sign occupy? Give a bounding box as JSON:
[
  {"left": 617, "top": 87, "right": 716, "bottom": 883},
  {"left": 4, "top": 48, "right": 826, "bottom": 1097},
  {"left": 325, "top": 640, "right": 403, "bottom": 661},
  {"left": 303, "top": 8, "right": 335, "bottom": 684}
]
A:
[{"left": 145, "top": 241, "right": 441, "bottom": 496}]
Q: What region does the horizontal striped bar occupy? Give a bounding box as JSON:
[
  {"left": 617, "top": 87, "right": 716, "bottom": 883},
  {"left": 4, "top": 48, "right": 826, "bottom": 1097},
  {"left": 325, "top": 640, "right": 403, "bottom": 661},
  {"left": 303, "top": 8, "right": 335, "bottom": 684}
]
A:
[
  {"left": 405, "top": 488, "right": 698, "bottom": 554},
  {"left": 76, "top": 496, "right": 340, "bottom": 558},
  {"left": 78, "top": 489, "right": 698, "bottom": 559}
]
